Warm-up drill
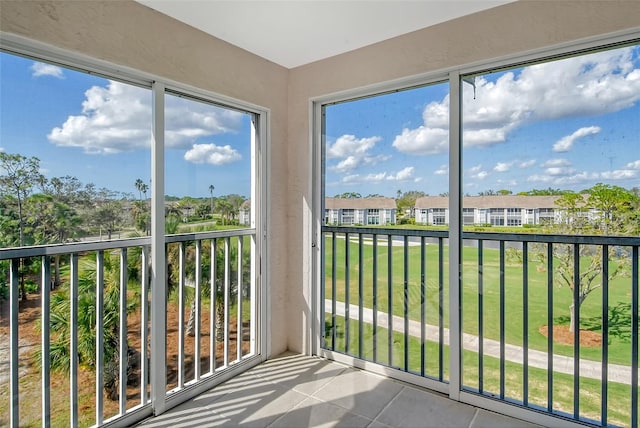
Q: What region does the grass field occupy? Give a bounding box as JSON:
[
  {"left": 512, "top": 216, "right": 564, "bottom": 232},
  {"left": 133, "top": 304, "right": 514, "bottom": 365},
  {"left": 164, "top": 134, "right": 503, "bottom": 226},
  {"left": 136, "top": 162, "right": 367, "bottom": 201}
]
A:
[
  {"left": 323, "top": 234, "right": 635, "bottom": 366},
  {"left": 323, "top": 233, "right": 637, "bottom": 425},
  {"left": 325, "top": 316, "right": 635, "bottom": 427}
]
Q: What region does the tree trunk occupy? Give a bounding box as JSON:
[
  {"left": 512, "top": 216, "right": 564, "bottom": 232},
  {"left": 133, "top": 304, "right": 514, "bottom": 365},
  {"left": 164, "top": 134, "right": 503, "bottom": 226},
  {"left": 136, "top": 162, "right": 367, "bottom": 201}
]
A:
[
  {"left": 569, "top": 303, "right": 576, "bottom": 333},
  {"left": 215, "top": 300, "right": 224, "bottom": 341},
  {"left": 186, "top": 299, "right": 196, "bottom": 337}
]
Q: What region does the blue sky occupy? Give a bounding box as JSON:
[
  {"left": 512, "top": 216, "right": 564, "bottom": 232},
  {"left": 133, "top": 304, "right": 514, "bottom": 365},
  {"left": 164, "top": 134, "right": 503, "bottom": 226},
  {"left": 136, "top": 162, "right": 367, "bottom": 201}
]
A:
[
  {"left": 0, "top": 52, "right": 252, "bottom": 199},
  {"left": 1, "top": 45, "right": 639, "bottom": 201},
  {"left": 325, "top": 44, "right": 640, "bottom": 197}
]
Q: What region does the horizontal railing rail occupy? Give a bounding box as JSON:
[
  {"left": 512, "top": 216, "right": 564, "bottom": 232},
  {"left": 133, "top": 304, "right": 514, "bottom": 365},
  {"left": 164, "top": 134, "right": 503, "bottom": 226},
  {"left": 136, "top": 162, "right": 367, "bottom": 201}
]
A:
[{"left": 321, "top": 225, "right": 639, "bottom": 428}]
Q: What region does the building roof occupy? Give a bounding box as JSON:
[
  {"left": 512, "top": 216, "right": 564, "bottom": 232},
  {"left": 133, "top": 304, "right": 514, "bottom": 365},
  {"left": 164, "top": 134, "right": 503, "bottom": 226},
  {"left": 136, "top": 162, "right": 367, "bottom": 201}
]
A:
[
  {"left": 325, "top": 197, "right": 397, "bottom": 210},
  {"left": 415, "top": 195, "right": 563, "bottom": 209}
]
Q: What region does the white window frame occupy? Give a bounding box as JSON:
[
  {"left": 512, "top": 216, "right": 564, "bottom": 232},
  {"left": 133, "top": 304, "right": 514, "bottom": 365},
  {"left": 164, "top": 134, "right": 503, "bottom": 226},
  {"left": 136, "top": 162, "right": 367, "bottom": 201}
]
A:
[
  {"left": 312, "top": 27, "right": 640, "bottom": 428},
  {"left": 1, "top": 32, "right": 271, "bottom": 417}
]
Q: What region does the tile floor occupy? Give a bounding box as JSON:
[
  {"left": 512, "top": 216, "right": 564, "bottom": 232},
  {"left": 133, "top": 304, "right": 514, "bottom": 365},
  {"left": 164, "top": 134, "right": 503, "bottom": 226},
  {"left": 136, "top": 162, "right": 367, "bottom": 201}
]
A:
[{"left": 136, "top": 353, "right": 542, "bottom": 428}]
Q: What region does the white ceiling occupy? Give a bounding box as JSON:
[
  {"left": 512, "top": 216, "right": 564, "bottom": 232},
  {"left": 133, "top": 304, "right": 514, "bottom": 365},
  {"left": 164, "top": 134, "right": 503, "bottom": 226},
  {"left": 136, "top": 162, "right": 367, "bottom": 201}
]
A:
[{"left": 137, "top": 1, "right": 514, "bottom": 69}]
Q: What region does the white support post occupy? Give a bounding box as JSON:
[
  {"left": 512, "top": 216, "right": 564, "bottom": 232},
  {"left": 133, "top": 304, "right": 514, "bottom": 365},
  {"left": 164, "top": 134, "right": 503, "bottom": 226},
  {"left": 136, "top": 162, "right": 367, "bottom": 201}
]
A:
[
  {"left": 448, "top": 71, "right": 462, "bottom": 401},
  {"left": 70, "top": 253, "right": 79, "bottom": 428},
  {"left": 150, "top": 82, "right": 167, "bottom": 415},
  {"left": 41, "top": 256, "right": 51, "bottom": 428},
  {"left": 96, "top": 251, "right": 104, "bottom": 425}
]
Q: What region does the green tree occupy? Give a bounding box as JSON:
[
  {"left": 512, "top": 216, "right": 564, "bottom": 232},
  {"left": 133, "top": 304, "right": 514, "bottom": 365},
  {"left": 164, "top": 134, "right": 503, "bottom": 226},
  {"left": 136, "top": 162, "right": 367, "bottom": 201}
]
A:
[
  {"left": 209, "top": 184, "right": 215, "bottom": 216},
  {"left": 0, "top": 153, "right": 44, "bottom": 300},
  {"left": 44, "top": 252, "right": 139, "bottom": 401},
  {"left": 586, "top": 183, "right": 636, "bottom": 235},
  {"left": 335, "top": 192, "right": 362, "bottom": 199},
  {"left": 92, "top": 200, "right": 123, "bottom": 240},
  {"left": 535, "top": 189, "right": 630, "bottom": 333},
  {"left": 396, "top": 190, "right": 425, "bottom": 219},
  {"left": 0, "top": 152, "right": 44, "bottom": 247}
]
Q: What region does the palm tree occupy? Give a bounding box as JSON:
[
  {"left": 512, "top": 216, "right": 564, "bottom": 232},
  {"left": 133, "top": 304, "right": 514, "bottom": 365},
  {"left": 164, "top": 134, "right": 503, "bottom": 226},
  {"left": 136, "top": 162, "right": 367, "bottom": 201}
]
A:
[
  {"left": 134, "top": 178, "right": 144, "bottom": 200},
  {"left": 44, "top": 251, "right": 139, "bottom": 400},
  {"left": 208, "top": 184, "right": 215, "bottom": 217}
]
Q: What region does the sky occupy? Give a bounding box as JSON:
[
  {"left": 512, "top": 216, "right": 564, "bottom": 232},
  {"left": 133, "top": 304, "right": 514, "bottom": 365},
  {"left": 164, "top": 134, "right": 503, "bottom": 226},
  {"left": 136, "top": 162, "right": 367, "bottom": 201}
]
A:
[
  {"left": 0, "top": 52, "right": 252, "bottom": 199},
  {"left": 325, "top": 44, "right": 640, "bottom": 197},
  {"left": 1, "top": 44, "right": 639, "bottom": 201}
]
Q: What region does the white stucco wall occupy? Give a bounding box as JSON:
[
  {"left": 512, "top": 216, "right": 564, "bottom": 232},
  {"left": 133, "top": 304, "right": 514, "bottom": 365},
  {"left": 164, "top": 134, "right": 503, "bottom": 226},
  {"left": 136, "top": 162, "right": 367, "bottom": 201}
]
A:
[{"left": 286, "top": 1, "right": 640, "bottom": 353}]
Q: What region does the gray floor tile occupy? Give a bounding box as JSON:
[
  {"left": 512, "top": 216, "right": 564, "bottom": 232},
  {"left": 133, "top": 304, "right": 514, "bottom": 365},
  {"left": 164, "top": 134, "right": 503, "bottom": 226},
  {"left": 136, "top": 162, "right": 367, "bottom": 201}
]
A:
[
  {"left": 311, "top": 368, "right": 404, "bottom": 419},
  {"left": 375, "top": 385, "right": 476, "bottom": 428},
  {"left": 470, "top": 409, "right": 543, "bottom": 428},
  {"left": 270, "top": 397, "right": 372, "bottom": 428},
  {"left": 205, "top": 379, "right": 309, "bottom": 427},
  {"left": 252, "top": 356, "right": 347, "bottom": 395}
]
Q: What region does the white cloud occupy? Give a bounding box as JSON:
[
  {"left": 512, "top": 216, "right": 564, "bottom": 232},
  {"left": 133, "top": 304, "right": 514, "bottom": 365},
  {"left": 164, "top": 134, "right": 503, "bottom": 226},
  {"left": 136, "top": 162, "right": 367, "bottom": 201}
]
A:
[
  {"left": 493, "top": 162, "right": 513, "bottom": 172},
  {"left": 327, "top": 134, "right": 380, "bottom": 158},
  {"left": 519, "top": 160, "right": 536, "bottom": 168},
  {"left": 626, "top": 160, "right": 640, "bottom": 169},
  {"left": 48, "top": 81, "right": 242, "bottom": 154},
  {"left": 31, "top": 62, "right": 64, "bottom": 78},
  {"left": 467, "top": 165, "right": 489, "bottom": 180},
  {"left": 387, "top": 166, "right": 415, "bottom": 181},
  {"left": 392, "top": 126, "right": 448, "bottom": 155},
  {"left": 528, "top": 160, "right": 640, "bottom": 185},
  {"left": 541, "top": 158, "right": 571, "bottom": 168},
  {"left": 184, "top": 143, "right": 241, "bottom": 165},
  {"left": 552, "top": 126, "right": 601, "bottom": 152},
  {"left": 393, "top": 47, "right": 640, "bottom": 154},
  {"left": 341, "top": 166, "right": 416, "bottom": 184},
  {"left": 434, "top": 164, "right": 448, "bottom": 175},
  {"left": 327, "top": 134, "right": 385, "bottom": 173}
]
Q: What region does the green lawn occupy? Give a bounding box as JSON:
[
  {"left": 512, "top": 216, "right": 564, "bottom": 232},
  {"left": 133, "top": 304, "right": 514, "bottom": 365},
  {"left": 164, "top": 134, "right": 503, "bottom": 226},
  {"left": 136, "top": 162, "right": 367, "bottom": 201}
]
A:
[
  {"left": 323, "top": 235, "right": 635, "bottom": 366},
  {"left": 325, "top": 316, "right": 634, "bottom": 427}
]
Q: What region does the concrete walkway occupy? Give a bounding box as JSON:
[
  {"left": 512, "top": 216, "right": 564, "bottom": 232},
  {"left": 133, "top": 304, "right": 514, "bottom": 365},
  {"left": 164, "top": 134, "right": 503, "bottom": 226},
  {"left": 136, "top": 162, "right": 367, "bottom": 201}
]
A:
[{"left": 327, "top": 300, "right": 634, "bottom": 385}]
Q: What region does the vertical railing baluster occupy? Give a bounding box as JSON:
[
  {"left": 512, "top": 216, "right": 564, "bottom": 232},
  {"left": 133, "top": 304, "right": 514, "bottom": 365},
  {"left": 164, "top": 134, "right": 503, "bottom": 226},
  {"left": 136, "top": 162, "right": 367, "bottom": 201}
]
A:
[
  {"left": 478, "top": 240, "right": 484, "bottom": 393},
  {"left": 420, "top": 236, "right": 426, "bottom": 377},
  {"left": 70, "top": 253, "right": 79, "bottom": 428},
  {"left": 95, "top": 251, "right": 104, "bottom": 425},
  {"left": 499, "top": 241, "right": 505, "bottom": 399},
  {"left": 195, "top": 240, "right": 202, "bottom": 379},
  {"left": 601, "top": 244, "right": 609, "bottom": 426},
  {"left": 237, "top": 236, "right": 243, "bottom": 362},
  {"left": 573, "top": 243, "right": 580, "bottom": 419},
  {"left": 388, "top": 234, "right": 393, "bottom": 366},
  {"left": 249, "top": 234, "right": 256, "bottom": 356},
  {"left": 10, "top": 259, "right": 19, "bottom": 428},
  {"left": 119, "top": 248, "right": 128, "bottom": 414},
  {"left": 178, "top": 242, "right": 186, "bottom": 387},
  {"left": 358, "top": 233, "right": 364, "bottom": 360},
  {"left": 547, "top": 243, "right": 554, "bottom": 413},
  {"left": 213, "top": 239, "right": 219, "bottom": 370},
  {"left": 631, "top": 246, "right": 638, "bottom": 428},
  {"left": 41, "top": 256, "right": 51, "bottom": 428},
  {"left": 345, "top": 232, "right": 350, "bottom": 354},
  {"left": 373, "top": 234, "right": 378, "bottom": 362},
  {"left": 331, "top": 232, "right": 337, "bottom": 350},
  {"left": 403, "top": 235, "right": 409, "bottom": 371},
  {"left": 438, "top": 237, "right": 444, "bottom": 381},
  {"left": 224, "top": 237, "right": 231, "bottom": 367},
  {"left": 523, "top": 241, "right": 529, "bottom": 406},
  {"left": 140, "top": 246, "right": 149, "bottom": 405},
  {"left": 320, "top": 231, "right": 326, "bottom": 351}
]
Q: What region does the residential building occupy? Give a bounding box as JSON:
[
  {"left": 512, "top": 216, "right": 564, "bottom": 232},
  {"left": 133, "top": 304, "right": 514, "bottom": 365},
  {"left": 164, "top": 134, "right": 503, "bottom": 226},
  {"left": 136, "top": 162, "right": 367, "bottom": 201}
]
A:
[
  {"left": 415, "top": 195, "right": 563, "bottom": 226},
  {"left": 325, "top": 197, "right": 396, "bottom": 225},
  {"left": 239, "top": 200, "right": 251, "bottom": 225}
]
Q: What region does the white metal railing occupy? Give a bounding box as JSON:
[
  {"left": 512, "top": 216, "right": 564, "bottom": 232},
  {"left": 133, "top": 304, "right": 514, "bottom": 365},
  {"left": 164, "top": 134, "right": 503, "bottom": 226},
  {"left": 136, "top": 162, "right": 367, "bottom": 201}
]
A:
[{"left": 1, "top": 228, "right": 258, "bottom": 427}]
